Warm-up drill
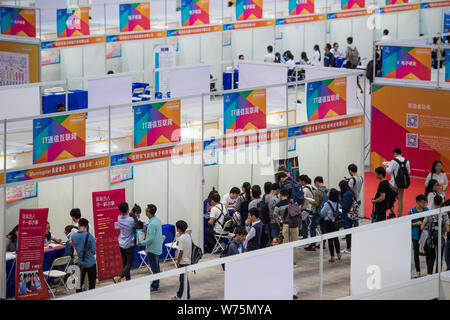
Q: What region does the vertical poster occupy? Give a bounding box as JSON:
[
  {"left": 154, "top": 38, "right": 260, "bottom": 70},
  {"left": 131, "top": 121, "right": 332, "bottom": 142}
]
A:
[
  {"left": 0, "top": 40, "right": 39, "bottom": 85},
  {"left": 289, "top": 0, "right": 314, "bottom": 15},
  {"left": 154, "top": 44, "right": 176, "bottom": 94},
  {"left": 92, "top": 188, "right": 126, "bottom": 281},
  {"left": 134, "top": 100, "right": 181, "bottom": 147},
  {"left": 386, "top": 0, "right": 408, "bottom": 4},
  {"left": 306, "top": 77, "right": 347, "bottom": 121},
  {"left": 371, "top": 85, "right": 450, "bottom": 177},
  {"left": 381, "top": 46, "right": 431, "bottom": 81},
  {"left": 203, "top": 139, "right": 222, "bottom": 166},
  {"left": 110, "top": 166, "right": 133, "bottom": 184},
  {"left": 33, "top": 113, "right": 86, "bottom": 164},
  {"left": 236, "top": 0, "right": 263, "bottom": 21},
  {"left": 56, "top": 7, "right": 90, "bottom": 38},
  {"left": 444, "top": 8, "right": 450, "bottom": 31},
  {"left": 0, "top": 7, "right": 36, "bottom": 37},
  {"left": 181, "top": 0, "right": 210, "bottom": 26},
  {"left": 106, "top": 43, "right": 122, "bottom": 59},
  {"left": 274, "top": 156, "right": 300, "bottom": 183},
  {"left": 341, "top": 0, "right": 365, "bottom": 10},
  {"left": 15, "top": 208, "right": 49, "bottom": 300},
  {"left": 119, "top": 2, "right": 150, "bottom": 32},
  {"left": 224, "top": 89, "right": 267, "bottom": 134},
  {"left": 446, "top": 49, "right": 450, "bottom": 82}
]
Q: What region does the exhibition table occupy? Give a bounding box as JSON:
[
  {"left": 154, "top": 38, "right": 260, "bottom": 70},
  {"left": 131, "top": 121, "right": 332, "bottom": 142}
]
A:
[
  {"left": 223, "top": 70, "right": 239, "bottom": 90},
  {"left": 5, "top": 245, "right": 66, "bottom": 298},
  {"left": 42, "top": 90, "right": 88, "bottom": 114}
]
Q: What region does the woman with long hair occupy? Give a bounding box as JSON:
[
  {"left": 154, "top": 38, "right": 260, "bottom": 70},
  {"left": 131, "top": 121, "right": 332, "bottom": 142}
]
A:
[
  {"left": 425, "top": 161, "right": 448, "bottom": 199},
  {"left": 312, "top": 44, "right": 321, "bottom": 66},
  {"left": 425, "top": 179, "right": 440, "bottom": 210},
  {"left": 320, "top": 188, "right": 342, "bottom": 262},
  {"left": 235, "top": 182, "right": 252, "bottom": 226}
]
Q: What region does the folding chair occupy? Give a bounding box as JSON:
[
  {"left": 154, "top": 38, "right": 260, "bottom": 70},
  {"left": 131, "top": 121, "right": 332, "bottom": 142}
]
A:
[
  {"left": 212, "top": 229, "right": 230, "bottom": 254},
  {"left": 43, "top": 255, "right": 71, "bottom": 298},
  {"left": 138, "top": 235, "right": 166, "bottom": 273},
  {"left": 163, "top": 230, "right": 191, "bottom": 268}
]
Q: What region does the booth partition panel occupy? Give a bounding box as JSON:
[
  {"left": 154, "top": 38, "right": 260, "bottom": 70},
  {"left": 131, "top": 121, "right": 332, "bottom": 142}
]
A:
[
  {"left": 377, "top": 13, "right": 398, "bottom": 41},
  {"left": 232, "top": 30, "right": 253, "bottom": 60},
  {"left": 275, "top": 24, "right": 306, "bottom": 62},
  {"left": 61, "top": 47, "right": 84, "bottom": 90},
  {"left": 83, "top": 44, "right": 107, "bottom": 78},
  {"left": 352, "top": 16, "right": 374, "bottom": 64},
  {"left": 420, "top": 7, "right": 445, "bottom": 36},
  {"left": 397, "top": 11, "right": 420, "bottom": 40},
  {"left": 122, "top": 41, "right": 145, "bottom": 82},
  {"left": 304, "top": 21, "right": 327, "bottom": 60}
]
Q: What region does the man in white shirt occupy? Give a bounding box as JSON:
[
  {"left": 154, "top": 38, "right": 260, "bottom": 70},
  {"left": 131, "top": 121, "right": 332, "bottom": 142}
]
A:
[
  {"left": 208, "top": 193, "right": 227, "bottom": 235},
  {"left": 264, "top": 45, "right": 275, "bottom": 63},
  {"left": 69, "top": 208, "right": 94, "bottom": 236},
  {"left": 222, "top": 187, "right": 240, "bottom": 209},
  {"left": 381, "top": 29, "right": 392, "bottom": 42},
  {"left": 386, "top": 148, "right": 411, "bottom": 218},
  {"left": 173, "top": 220, "right": 191, "bottom": 300},
  {"left": 330, "top": 42, "right": 344, "bottom": 58}
]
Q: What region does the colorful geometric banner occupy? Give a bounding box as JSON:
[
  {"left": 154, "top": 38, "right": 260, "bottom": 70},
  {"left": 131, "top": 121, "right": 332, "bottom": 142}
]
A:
[
  {"left": 341, "top": 0, "right": 365, "bottom": 10},
  {"left": 33, "top": 113, "right": 86, "bottom": 164},
  {"left": 119, "top": 3, "right": 150, "bottom": 32},
  {"left": 92, "top": 188, "right": 125, "bottom": 281},
  {"left": 16, "top": 208, "right": 49, "bottom": 300},
  {"left": 0, "top": 7, "right": 36, "bottom": 37},
  {"left": 386, "top": 0, "right": 408, "bottom": 5},
  {"left": 224, "top": 89, "right": 267, "bottom": 134},
  {"left": 236, "top": 0, "right": 263, "bottom": 21},
  {"left": 306, "top": 77, "right": 347, "bottom": 121},
  {"left": 371, "top": 85, "right": 450, "bottom": 178},
  {"left": 181, "top": 0, "right": 210, "bottom": 26},
  {"left": 289, "top": 0, "right": 314, "bottom": 15},
  {"left": 57, "top": 7, "right": 90, "bottom": 38},
  {"left": 381, "top": 46, "right": 431, "bottom": 81},
  {"left": 134, "top": 100, "right": 181, "bottom": 148},
  {"left": 446, "top": 49, "right": 450, "bottom": 82}
]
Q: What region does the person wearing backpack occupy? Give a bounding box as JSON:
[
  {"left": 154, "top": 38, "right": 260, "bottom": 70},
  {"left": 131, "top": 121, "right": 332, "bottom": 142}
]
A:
[
  {"left": 244, "top": 207, "right": 263, "bottom": 252},
  {"left": 339, "top": 180, "right": 358, "bottom": 253},
  {"left": 386, "top": 148, "right": 411, "bottom": 217},
  {"left": 208, "top": 193, "right": 230, "bottom": 253},
  {"left": 324, "top": 43, "right": 336, "bottom": 67},
  {"left": 260, "top": 182, "right": 280, "bottom": 241},
  {"left": 305, "top": 176, "right": 328, "bottom": 251},
  {"left": 347, "top": 163, "right": 364, "bottom": 201},
  {"left": 320, "top": 189, "right": 343, "bottom": 263},
  {"left": 172, "top": 220, "right": 192, "bottom": 300},
  {"left": 420, "top": 195, "right": 449, "bottom": 275},
  {"left": 278, "top": 172, "right": 305, "bottom": 207},
  {"left": 274, "top": 188, "right": 300, "bottom": 266},
  {"left": 345, "top": 36, "right": 364, "bottom": 93},
  {"left": 299, "top": 175, "right": 315, "bottom": 240},
  {"left": 408, "top": 194, "right": 428, "bottom": 278}
]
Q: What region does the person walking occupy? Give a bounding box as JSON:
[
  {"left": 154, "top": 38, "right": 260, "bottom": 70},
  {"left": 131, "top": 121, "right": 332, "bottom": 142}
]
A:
[
  {"left": 372, "top": 167, "right": 392, "bottom": 222},
  {"left": 386, "top": 148, "right": 410, "bottom": 217},
  {"left": 114, "top": 202, "right": 136, "bottom": 283},
  {"left": 172, "top": 220, "right": 192, "bottom": 300},
  {"left": 408, "top": 194, "right": 428, "bottom": 278}
]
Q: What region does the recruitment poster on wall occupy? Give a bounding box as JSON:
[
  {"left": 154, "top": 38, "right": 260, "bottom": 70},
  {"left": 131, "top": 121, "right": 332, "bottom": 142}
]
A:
[
  {"left": 371, "top": 85, "right": 450, "bottom": 177},
  {"left": 381, "top": 46, "right": 431, "bottom": 81},
  {"left": 33, "top": 113, "right": 86, "bottom": 164},
  {"left": 57, "top": 7, "right": 90, "bottom": 38},
  {"left": 236, "top": 0, "right": 263, "bottom": 21},
  {"left": 154, "top": 44, "right": 176, "bottom": 94},
  {"left": 224, "top": 89, "right": 266, "bottom": 134},
  {"left": 92, "top": 188, "right": 125, "bottom": 281},
  {"left": 446, "top": 49, "right": 450, "bottom": 82},
  {"left": 341, "top": 0, "right": 365, "bottom": 10},
  {"left": 15, "top": 208, "right": 49, "bottom": 300},
  {"left": 110, "top": 165, "right": 134, "bottom": 184},
  {"left": 289, "top": 0, "right": 314, "bottom": 15},
  {"left": 274, "top": 156, "right": 300, "bottom": 183},
  {"left": 119, "top": 2, "right": 150, "bottom": 32},
  {"left": 134, "top": 100, "right": 181, "bottom": 147},
  {"left": 0, "top": 7, "right": 36, "bottom": 37},
  {"left": 6, "top": 182, "right": 38, "bottom": 202},
  {"left": 181, "top": 0, "right": 210, "bottom": 26},
  {"left": 0, "top": 40, "right": 39, "bottom": 85},
  {"left": 306, "top": 77, "right": 347, "bottom": 121},
  {"left": 41, "top": 48, "right": 61, "bottom": 66}
]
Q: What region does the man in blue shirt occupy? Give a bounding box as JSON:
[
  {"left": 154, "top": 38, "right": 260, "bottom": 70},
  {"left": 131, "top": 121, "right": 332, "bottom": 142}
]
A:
[
  {"left": 114, "top": 202, "right": 136, "bottom": 283},
  {"left": 138, "top": 204, "right": 163, "bottom": 292},
  {"left": 70, "top": 218, "right": 96, "bottom": 292},
  {"left": 408, "top": 194, "right": 428, "bottom": 278},
  {"left": 226, "top": 226, "right": 247, "bottom": 256}
]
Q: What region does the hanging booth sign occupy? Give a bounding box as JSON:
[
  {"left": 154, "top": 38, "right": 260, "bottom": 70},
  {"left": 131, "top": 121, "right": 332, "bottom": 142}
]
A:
[
  {"left": 386, "top": 0, "right": 408, "bottom": 5},
  {"left": 341, "top": 0, "right": 365, "bottom": 10},
  {"left": 119, "top": 2, "right": 150, "bottom": 32},
  {"left": 236, "top": 0, "right": 263, "bottom": 21},
  {"left": 289, "top": 0, "right": 314, "bottom": 15},
  {"left": 57, "top": 7, "right": 90, "bottom": 38},
  {"left": 181, "top": 0, "right": 210, "bottom": 26},
  {"left": 381, "top": 46, "right": 431, "bottom": 81},
  {"left": 0, "top": 7, "right": 36, "bottom": 37},
  {"left": 306, "top": 77, "right": 347, "bottom": 121}
]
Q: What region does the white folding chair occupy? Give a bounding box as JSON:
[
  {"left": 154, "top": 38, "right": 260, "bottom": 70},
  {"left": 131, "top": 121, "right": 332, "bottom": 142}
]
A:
[
  {"left": 138, "top": 235, "right": 166, "bottom": 273},
  {"left": 163, "top": 230, "right": 192, "bottom": 268},
  {"left": 43, "top": 255, "right": 71, "bottom": 298},
  {"left": 212, "top": 229, "right": 229, "bottom": 254}
]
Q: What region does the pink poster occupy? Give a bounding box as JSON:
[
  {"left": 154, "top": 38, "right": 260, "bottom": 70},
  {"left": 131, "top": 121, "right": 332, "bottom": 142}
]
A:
[
  {"left": 15, "top": 208, "right": 49, "bottom": 300},
  {"left": 92, "top": 188, "right": 125, "bottom": 281}
]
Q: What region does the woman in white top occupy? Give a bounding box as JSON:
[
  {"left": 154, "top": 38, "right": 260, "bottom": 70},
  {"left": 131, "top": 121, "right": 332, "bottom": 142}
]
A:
[
  {"left": 299, "top": 52, "right": 311, "bottom": 65},
  {"left": 425, "top": 161, "right": 448, "bottom": 199},
  {"left": 312, "top": 44, "right": 321, "bottom": 66},
  {"left": 425, "top": 179, "right": 440, "bottom": 210}
]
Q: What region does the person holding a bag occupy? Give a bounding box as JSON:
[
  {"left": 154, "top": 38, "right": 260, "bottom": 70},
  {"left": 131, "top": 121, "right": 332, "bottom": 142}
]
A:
[
  {"left": 320, "top": 189, "right": 343, "bottom": 263},
  {"left": 70, "top": 218, "right": 97, "bottom": 293},
  {"left": 339, "top": 180, "right": 359, "bottom": 253}
]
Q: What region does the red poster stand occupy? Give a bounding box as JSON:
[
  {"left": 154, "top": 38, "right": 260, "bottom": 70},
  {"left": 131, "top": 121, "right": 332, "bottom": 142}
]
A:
[
  {"left": 15, "top": 208, "right": 50, "bottom": 300},
  {"left": 92, "top": 188, "right": 125, "bottom": 281}
]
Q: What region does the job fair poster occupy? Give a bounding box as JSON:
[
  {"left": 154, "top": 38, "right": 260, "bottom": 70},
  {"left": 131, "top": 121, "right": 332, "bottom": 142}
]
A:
[
  {"left": 15, "top": 208, "right": 49, "bottom": 300},
  {"left": 381, "top": 46, "right": 431, "bottom": 81},
  {"left": 289, "top": 0, "right": 314, "bottom": 15},
  {"left": 386, "top": 0, "right": 408, "bottom": 4},
  {"left": 0, "top": 7, "right": 36, "bottom": 37},
  {"left": 306, "top": 77, "right": 347, "bottom": 121},
  {"left": 33, "top": 113, "right": 86, "bottom": 164},
  {"left": 236, "top": 0, "right": 263, "bottom": 21},
  {"left": 181, "top": 0, "right": 210, "bottom": 26},
  {"left": 92, "top": 188, "right": 125, "bottom": 281},
  {"left": 56, "top": 7, "right": 90, "bottom": 38},
  {"left": 119, "top": 2, "right": 150, "bottom": 32},
  {"left": 224, "top": 89, "right": 266, "bottom": 134},
  {"left": 371, "top": 85, "right": 450, "bottom": 178},
  {"left": 341, "top": 0, "right": 365, "bottom": 10},
  {"left": 134, "top": 100, "right": 181, "bottom": 148}
]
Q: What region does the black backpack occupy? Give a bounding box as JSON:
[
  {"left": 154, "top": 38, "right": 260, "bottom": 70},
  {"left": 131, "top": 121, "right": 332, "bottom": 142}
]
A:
[
  {"left": 191, "top": 238, "right": 203, "bottom": 265},
  {"left": 393, "top": 158, "right": 411, "bottom": 189},
  {"left": 328, "top": 201, "right": 345, "bottom": 229},
  {"left": 258, "top": 195, "right": 271, "bottom": 225}
]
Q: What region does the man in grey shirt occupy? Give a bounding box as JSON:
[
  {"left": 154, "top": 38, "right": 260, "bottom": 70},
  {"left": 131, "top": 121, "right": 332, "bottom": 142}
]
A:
[
  {"left": 248, "top": 185, "right": 262, "bottom": 211},
  {"left": 347, "top": 163, "right": 363, "bottom": 201}
]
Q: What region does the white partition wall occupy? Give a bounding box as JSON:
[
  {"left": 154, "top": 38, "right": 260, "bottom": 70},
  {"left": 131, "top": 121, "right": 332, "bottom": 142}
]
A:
[
  {"left": 121, "top": 41, "right": 145, "bottom": 82},
  {"left": 88, "top": 74, "right": 132, "bottom": 109},
  {"left": 218, "top": 148, "right": 253, "bottom": 197},
  {"left": 377, "top": 13, "right": 398, "bottom": 41},
  {"left": 177, "top": 36, "right": 202, "bottom": 66},
  {"left": 0, "top": 86, "right": 41, "bottom": 120},
  {"left": 305, "top": 22, "right": 326, "bottom": 60},
  {"left": 232, "top": 29, "right": 253, "bottom": 60},
  {"left": 352, "top": 16, "right": 374, "bottom": 64},
  {"left": 275, "top": 24, "right": 306, "bottom": 60},
  {"left": 421, "top": 8, "right": 444, "bottom": 36},
  {"left": 83, "top": 44, "right": 106, "bottom": 78},
  {"left": 253, "top": 27, "right": 276, "bottom": 62},
  {"left": 398, "top": 11, "right": 420, "bottom": 39}
]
